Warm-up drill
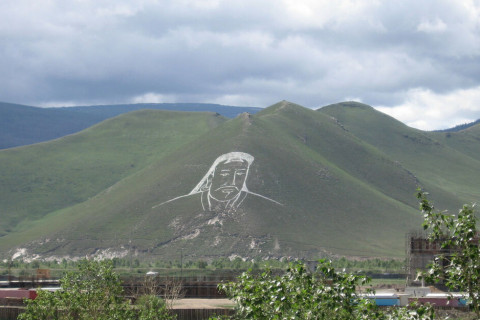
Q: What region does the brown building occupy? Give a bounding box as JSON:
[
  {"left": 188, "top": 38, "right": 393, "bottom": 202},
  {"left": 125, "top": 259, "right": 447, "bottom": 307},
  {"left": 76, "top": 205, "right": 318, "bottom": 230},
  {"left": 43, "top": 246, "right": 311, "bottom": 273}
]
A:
[
  {"left": 36, "top": 269, "right": 51, "bottom": 280},
  {"left": 405, "top": 232, "right": 453, "bottom": 285}
]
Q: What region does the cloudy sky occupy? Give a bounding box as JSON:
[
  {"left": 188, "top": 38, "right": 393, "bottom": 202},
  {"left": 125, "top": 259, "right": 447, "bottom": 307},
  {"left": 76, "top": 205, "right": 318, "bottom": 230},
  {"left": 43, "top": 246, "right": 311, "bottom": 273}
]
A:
[{"left": 1, "top": 0, "right": 480, "bottom": 130}]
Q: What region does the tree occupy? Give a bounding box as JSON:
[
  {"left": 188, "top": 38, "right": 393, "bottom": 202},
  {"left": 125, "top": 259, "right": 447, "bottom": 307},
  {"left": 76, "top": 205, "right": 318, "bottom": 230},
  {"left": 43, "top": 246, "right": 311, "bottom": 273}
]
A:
[
  {"left": 19, "top": 259, "right": 174, "bottom": 320},
  {"left": 418, "top": 190, "right": 480, "bottom": 316},
  {"left": 20, "top": 259, "right": 131, "bottom": 320},
  {"left": 134, "top": 273, "right": 183, "bottom": 312},
  {"left": 215, "top": 260, "right": 434, "bottom": 320},
  {"left": 136, "top": 295, "right": 176, "bottom": 320},
  {"left": 197, "top": 260, "right": 208, "bottom": 269}
]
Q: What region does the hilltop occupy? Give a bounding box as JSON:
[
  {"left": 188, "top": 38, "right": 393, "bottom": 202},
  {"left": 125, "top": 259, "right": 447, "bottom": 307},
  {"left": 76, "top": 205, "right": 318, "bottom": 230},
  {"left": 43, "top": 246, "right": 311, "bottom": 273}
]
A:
[
  {"left": 1, "top": 101, "right": 480, "bottom": 261},
  {"left": 0, "top": 102, "right": 260, "bottom": 149}
]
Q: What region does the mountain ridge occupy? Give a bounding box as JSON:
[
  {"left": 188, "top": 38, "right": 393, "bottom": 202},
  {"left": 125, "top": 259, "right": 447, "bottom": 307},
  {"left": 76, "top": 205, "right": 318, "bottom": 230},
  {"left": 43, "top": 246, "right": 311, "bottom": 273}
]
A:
[{"left": 0, "top": 101, "right": 260, "bottom": 149}]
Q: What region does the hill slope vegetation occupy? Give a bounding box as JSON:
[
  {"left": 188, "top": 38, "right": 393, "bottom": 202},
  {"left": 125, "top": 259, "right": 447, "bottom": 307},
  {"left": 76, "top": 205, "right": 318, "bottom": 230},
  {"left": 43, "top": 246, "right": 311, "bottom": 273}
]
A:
[{"left": 0, "top": 110, "right": 225, "bottom": 236}]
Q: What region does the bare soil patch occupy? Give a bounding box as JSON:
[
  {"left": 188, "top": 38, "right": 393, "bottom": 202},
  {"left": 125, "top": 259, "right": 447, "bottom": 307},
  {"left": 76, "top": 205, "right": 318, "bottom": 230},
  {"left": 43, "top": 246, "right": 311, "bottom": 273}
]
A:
[{"left": 171, "top": 298, "right": 235, "bottom": 309}]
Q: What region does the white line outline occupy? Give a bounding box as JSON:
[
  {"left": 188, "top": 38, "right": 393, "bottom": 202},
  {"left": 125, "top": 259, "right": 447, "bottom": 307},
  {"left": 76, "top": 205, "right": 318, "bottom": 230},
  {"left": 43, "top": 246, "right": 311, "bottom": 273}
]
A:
[{"left": 153, "top": 152, "right": 283, "bottom": 210}]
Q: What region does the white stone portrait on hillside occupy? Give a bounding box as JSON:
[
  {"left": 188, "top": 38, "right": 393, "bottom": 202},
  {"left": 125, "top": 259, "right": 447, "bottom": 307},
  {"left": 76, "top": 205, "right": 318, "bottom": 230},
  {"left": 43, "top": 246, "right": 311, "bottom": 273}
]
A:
[{"left": 153, "top": 152, "right": 282, "bottom": 213}]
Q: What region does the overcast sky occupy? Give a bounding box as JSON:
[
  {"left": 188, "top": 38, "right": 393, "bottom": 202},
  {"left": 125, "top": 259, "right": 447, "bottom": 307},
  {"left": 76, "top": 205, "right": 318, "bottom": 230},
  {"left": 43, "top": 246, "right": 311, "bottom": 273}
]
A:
[{"left": 1, "top": 0, "right": 480, "bottom": 130}]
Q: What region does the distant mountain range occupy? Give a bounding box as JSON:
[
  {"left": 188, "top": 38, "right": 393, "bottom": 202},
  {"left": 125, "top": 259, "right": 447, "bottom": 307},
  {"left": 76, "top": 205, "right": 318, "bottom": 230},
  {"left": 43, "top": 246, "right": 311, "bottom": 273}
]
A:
[
  {"left": 1, "top": 101, "right": 480, "bottom": 262},
  {"left": 0, "top": 102, "right": 261, "bottom": 149},
  {"left": 433, "top": 119, "right": 480, "bottom": 132}
]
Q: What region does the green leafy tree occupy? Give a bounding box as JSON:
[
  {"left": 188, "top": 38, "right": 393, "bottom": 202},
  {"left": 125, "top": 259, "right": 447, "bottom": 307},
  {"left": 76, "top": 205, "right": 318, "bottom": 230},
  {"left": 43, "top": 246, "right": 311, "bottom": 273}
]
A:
[
  {"left": 19, "top": 259, "right": 174, "bottom": 320},
  {"left": 418, "top": 190, "right": 480, "bottom": 316},
  {"left": 215, "top": 260, "right": 433, "bottom": 320},
  {"left": 20, "top": 259, "right": 133, "bottom": 320}
]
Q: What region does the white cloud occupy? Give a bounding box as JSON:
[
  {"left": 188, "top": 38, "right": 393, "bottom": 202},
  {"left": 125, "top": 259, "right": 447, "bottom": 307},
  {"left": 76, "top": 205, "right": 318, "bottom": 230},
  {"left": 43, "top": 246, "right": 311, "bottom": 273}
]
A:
[
  {"left": 130, "top": 93, "right": 178, "bottom": 104},
  {"left": 417, "top": 18, "right": 448, "bottom": 33},
  {"left": 281, "top": 0, "right": 382, "bottom": 30},
  {"left": 375, "top": 86, "right": 480, "bottom": 130},
  {"left": 39, "top": 101, "right": 81, "bottom": 108},
  {"left": 209, "top": 94, "right": 263, "bottom": 107}
]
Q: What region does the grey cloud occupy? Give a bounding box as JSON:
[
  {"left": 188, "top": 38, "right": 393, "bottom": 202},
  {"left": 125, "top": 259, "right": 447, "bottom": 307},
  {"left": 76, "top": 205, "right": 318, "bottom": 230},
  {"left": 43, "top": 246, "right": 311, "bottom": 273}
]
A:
[{"left": 0, "top": 0, "right": 479, "bottom": 129}]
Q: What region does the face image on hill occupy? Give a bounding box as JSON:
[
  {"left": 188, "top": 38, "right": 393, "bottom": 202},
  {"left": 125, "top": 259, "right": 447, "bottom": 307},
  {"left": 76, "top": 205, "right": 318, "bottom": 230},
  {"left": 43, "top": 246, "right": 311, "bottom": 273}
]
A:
[
  {"left": 1, "top": 101, "right": 480, "bottom": 261},
  {"left": 154, "top": 151, "right": 282, "bottom": 214}
]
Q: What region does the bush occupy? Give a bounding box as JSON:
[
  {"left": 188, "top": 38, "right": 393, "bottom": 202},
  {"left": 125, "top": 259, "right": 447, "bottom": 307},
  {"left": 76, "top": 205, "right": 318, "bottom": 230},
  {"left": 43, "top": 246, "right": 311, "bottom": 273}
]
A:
[{"left": 136, "top": 295, "right": 175, "bottom": 320}]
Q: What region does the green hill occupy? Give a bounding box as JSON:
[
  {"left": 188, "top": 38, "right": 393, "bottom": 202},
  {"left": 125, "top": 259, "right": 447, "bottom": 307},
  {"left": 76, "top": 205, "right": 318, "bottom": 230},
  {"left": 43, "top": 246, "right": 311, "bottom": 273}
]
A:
[
  {"left": 0, "top": 102, "right": 259, "bottom": 149},
  {"left": 428, "top": 123, "right": 480, "bottom": 163},
  {"left": 0, "top": 110, "right": 225, "bottom": 236},
  {"left": 319, "top": 101, "right": 480, "bottom": 212},
  {"left": 1, "top": 101, "right": 479, "bottom": 261}
]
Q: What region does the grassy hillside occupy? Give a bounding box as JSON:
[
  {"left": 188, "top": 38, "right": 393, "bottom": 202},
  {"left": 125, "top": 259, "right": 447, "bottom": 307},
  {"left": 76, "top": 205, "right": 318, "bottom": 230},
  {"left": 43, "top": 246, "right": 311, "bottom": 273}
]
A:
[
  {"left": 428, "top": 123, "right": 480, "bottom": 163},
  {"left": 0, "top": 110, "right": 225, "bottom": 236},
  {"left": 319, "top": 102, "right": 480, "bottom": 212},
  {"left": 0, "top": 102, "right": 259, "bottom": 149},
  {"left": 1, "top": 102, "right": 425, "bottom": 260}
]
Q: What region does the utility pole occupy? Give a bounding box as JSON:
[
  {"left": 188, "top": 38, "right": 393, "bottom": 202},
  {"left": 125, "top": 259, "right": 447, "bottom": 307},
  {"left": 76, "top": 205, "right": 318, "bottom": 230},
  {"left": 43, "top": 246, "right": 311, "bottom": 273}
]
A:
[
  {"left": 180, "top": 248, "right": 183, "bottom": 278},
  {"left": 8, "top": 260, "right": 12, "bottom": 285}
]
